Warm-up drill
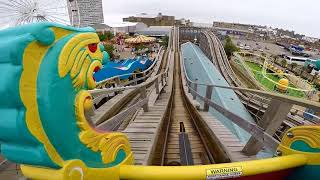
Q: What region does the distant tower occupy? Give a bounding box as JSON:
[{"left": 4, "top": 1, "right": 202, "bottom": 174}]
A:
[{"left": 67, "top": 0, "right": 104, "bottom": 27}]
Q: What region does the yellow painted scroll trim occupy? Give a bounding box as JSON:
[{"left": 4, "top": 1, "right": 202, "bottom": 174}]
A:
[
  {"left": 278, "top": 126, "right": 320, "bottom": 165},
  {"left": 75, "top": 91, "right": 132, "bottom": 164},
  {"left": 20, "top": 27, "right": 72, "bottom": 166}
]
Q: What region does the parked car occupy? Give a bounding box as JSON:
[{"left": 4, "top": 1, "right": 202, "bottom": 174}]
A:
[{"left": 245, "top": 46, "right": 250, "bottom": 50}]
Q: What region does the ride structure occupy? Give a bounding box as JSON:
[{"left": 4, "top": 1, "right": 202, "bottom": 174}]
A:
[
  {"left": 94, "top": 57, "right": 154, "bottom": 83},
  {"left": 0, "top": 23, "right": 319, "bottom": 180}
]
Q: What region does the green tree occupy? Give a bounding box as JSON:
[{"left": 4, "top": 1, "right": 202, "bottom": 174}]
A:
[
  {"left": 280, "top": 59, "right": 287, "bottom": 68},
  {"left": 98, "top": 32, "right": 106, "bottom": 41},
  {"left": 160, "top": 35, "right": 169, "bottom": 47},
  {"left": 291, "top": 62, "right": 298, "bottom": 71},
  {"left": 273, "top": 55, "right": 278, "bottom": 63},
  {"left": 105, "top": 31, "right": 114, "bottom": 40},
  {"left": 98, "top": 31, "right": 114, "bottom": 42},
  {"left": 104, "top": 44, "right": 115, "bottom": 59},
  {"left": 224, "top": 36, "right": 239, "bottom": 58}
]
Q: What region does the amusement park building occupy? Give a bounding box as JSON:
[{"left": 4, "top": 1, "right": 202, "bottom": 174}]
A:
[
  {"left": 109, "top": 22, "right": 148, "bottom": 35},
  {"left": 68, "top": 0, "right": 104, "bottom": 27},
  {"left": 123, "top": 13, "right": 191, "bottom": 26}
]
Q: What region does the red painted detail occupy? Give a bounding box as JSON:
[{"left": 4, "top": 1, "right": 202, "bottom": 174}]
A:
[
  {"left": 94, "top": 66, "right": 100, "bottom": 73},
  {"left": 88, "top": 43, "right": 98, "bottom": 53},
  {"left": 225, "top": 168, "right": 294, "bottom": 180}
]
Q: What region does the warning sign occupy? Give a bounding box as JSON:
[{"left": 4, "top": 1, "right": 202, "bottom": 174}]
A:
[{"left": 206, "top": 166, "right": 243, "bottom": 180}]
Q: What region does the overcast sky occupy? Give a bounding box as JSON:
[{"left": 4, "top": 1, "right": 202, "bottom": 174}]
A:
[{"left": 102, "top": 0, "right": 319, "bottom": 38}]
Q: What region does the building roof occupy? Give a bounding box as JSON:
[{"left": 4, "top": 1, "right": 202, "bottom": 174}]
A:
[
  {"left": 108, "top": 22, "right": 145, "bottom": 28},
  {"left": 129, "top": 13, "right": 173, "bottom": 19},
  {"left": 136, "top": 26, "right": 171, "bottom": 36},
  {"left": 92, "top": 23, "right": 111, "bottom": 29},
  {"left": 213, "top": 27, "right": 252, "bottom": 34},
  {"left": 134, "top": 13, "right": 157, "bottom": 18}
]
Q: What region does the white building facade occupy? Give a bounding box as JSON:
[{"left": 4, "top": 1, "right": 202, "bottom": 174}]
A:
[
  {"left": 68, "top": 0, "right": 104, "bottom": 27},
  {"left": 109, "top": 22, "right": 148, "bottom": 34}
]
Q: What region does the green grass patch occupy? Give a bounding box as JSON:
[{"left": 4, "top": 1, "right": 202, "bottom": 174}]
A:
[{"left": 245, "top": 61, "right": 305, "bottom": 98}]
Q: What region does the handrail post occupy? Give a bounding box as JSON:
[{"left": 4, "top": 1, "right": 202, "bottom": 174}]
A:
[
  {"left": 155, "top": 77, "right": 160, "bottom": 94},
  {"left": 161, "top": 74, "right": 164, "bottom": 86},
  {"left": 164, "top": 73, "right": 168, "bottom": 84},
  {"left": 204, "top": 85, "right": 213, "bottom": 111},
  {"left": 142, "top": 72, "right": 146, "bottom": 82},
  {"left": 133, "top": 74, "right": 137, "bottom": 85},
  {"left": 188, "top": 81, "right": 191, "bottom": 93},
  {"left": 193, "top": 83, "right": 197, "bottom": 100},
  {"left": 140, "top": 86, "right": 148, "bottom": 112},
  {"left": 115, "top": 77, "right": 121, "bottom": 87}
]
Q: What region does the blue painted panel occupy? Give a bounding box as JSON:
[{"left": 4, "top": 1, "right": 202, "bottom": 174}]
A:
[
  {"left": 181, "top": 42, "right": 255, "bottom": 143},
  {"left": 94, "top": 57, "right": 154, "bottom": 82}
]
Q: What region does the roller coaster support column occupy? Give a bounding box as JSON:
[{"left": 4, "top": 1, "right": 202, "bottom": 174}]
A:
[
  {"left": 204, "top": 85, "right": 213, "bottom": 111},
  {"left": 140, "top": 86, "right": 149, "bottom": 112},
  {"left": 155, "top": 77, "right": 160, "bottom": 94},
  {"left": 242, "top": 99, "right": 292, "bottom": 155},
  {"left": 192, "top": 83, "right": 198, "bottom": 100}
]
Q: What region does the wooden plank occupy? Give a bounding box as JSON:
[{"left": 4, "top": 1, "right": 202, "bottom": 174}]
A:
[{"left": 242, "top": 99, "right": 292, "bottom": 155}]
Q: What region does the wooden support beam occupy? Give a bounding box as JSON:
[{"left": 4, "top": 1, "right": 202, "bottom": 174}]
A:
[
  {"left": 140, "top": 86, "right": 148, "bottom": 112},
  {"left": 242, "top": 99, "right": 293, "bottom": 156},
  {"left": 204, "top": 85, "right": 213, "bottom": 111}
]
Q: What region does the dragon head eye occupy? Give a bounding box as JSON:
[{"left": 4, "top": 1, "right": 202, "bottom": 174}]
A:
[{"left": 88, "top": 43, "right": 98, "bottom": 53}]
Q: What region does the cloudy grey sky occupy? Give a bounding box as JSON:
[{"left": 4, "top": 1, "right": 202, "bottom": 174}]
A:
[{"left": 102, "top": 0, "right": 319, "bottom": 38}]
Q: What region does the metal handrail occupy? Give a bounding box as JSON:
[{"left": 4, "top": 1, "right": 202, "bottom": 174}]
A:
[
  {"left": 96, "top": 49, "right": 173, "bottom": 130},
  {"left": 94, "top": 28, "right": 177, "bottom": 129},
  {"left": 89, "top": 52, "right": 170, "bottom": 97},
  {"left": 179, "top": 48, "right": 281, "bottom": 151},
  {"left": 180, "top": 47, "right": 320, "bottom": 111},
  {"left": 90, "top": 28, "right": 174, "bottom": 97},
  {"left": 0, "top": 159, "right": 9, "bottom": 171},
  {"left": 202, "top": 31, "right": 272, "bottom": 112},
  {"left": 179, "top": 41, "right": 320, "bottom": 152},
  {"left": 91, "top": 29, "right": 174, "bottom": 129}
]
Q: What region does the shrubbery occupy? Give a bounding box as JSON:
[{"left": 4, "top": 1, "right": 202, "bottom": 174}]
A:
[{"left": 224, "top": 36, "right": 239, "bottom": 58}]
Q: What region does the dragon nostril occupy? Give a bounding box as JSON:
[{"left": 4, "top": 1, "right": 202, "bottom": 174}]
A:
[{"left": 88, "top": 43, "right": 97, "bottom": 53}]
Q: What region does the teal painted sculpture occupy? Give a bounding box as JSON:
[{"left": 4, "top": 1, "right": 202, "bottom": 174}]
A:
[{"left": 0, "top": 22, "right": 133, "bottom": 169}]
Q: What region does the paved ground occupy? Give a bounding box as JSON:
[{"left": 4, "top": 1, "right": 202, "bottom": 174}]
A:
[{"left": 232, "top": 38, "right": 320, "bottom": 59}]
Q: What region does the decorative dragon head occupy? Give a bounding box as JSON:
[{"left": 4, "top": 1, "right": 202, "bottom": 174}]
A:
[
  {"left": 0, "top": 22, "right": 133, "bottom": 170},
  {"left": 58, "top": 32, "right": 103, "bottom": 90}
]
